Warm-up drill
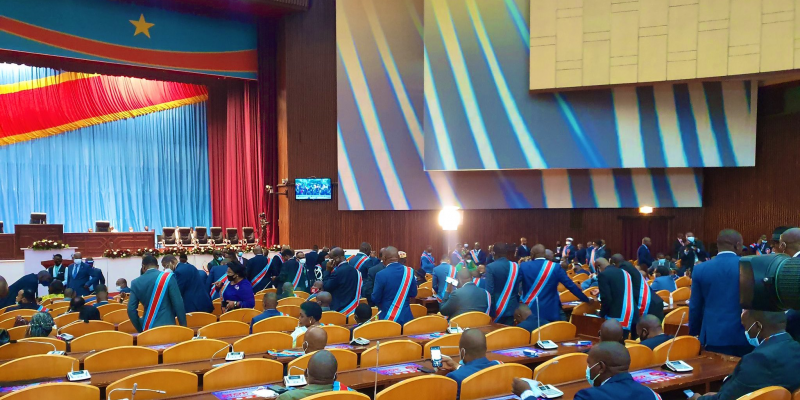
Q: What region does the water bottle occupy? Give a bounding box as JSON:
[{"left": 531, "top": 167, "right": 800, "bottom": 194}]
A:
[{"left": 669, "top": 293, "right": 674, "bottom": 306}]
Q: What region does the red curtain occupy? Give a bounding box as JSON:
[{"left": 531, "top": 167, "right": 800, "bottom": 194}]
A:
[{"left": 207, "top": 80, "right": 267, "bottom": 240}]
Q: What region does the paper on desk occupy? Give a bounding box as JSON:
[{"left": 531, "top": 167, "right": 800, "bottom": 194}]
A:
[{"left": 252, "top": 388, "right": 278, "bottom": 398}]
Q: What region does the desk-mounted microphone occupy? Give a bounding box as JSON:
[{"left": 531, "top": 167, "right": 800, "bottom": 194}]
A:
[
  {"left": 67, "top": 349, "right": 96, "bottom": 381},
  {"left": 663, "top": 312, "right": 693, "bottom": 373},
  {"left": 531, "top": 360, "right": 564, "bottom": 398},
  {"left": 107, "top": 383, "right": 166, "bottom": 400},
  {"left": 18, "top": 340, "right": 65, "bottom": 355},
  {"left": 534, "top": 297, "right": 558, "bottom": 350},
  {"left": 284, "top": 366, "right": 307, "bottom": 387},
  {"left": 446, "top": 320, "right": 463, "bottom": 334}
]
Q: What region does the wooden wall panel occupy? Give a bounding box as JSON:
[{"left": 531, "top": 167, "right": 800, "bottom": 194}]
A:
[
  {"left": 0, "top": 235, "right": 15, "bottom": 260},
  {"left": 63, "top": 233, "right": 156, "bottom": 258}
]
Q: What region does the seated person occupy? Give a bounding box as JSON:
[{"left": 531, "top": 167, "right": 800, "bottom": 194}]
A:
[
  {"left": 307, "top": 281, "right": 324, "bottom": 301},
  {"left": 291, "top": 301, "right": 323, "bottom": 347},
  {"left": 439, "top": 329, "right": 502, "bottom": 398},
  {"left": 116, "top": 278, "right": 131, "bottom": 294},
  {"left": 514, "top": 304, "right": 544, "bottom": 332},
  {"left": 276, "top": 350, "right": 351, "bottom": 400},
  {"left": 581, "top": 259, "right": 609, "bottom": 290},
  {"left": 689, "top": 310, "right": 800, "bottom": 399},
  {"left": 350, "top": 303, "right": 373, "bottom": 334},
  {"left": 649, "top": 265, "right": 677, "bottom": 293},
  {"left": 4, "top": 289, "right": 44, "bottom": 312},
  {"left": 250, "top": 292, "right": 283, "bottom": 333},
  {"left": 636, "top": 314, "right": 673, "bottom": 350},
  {"left": 316, "top": 291, "right": 332, "bottom": 311},
  {"left": 57, "top": 288, "right": 75, "bottom": 304},
  {"left": 78, "top": 300, "right": 101, "bottom": 321},
  {"left": 26, "top": 312, "right": 54, "bottom": 337},
  {"left": 41, "top": 280, "right": 65, "bottom": 302},
  {"left": 440, "top": 268, "right": 490, "bottom": 318},
  {"left": 303, "top": 326, "right": 328, "bottom": 353},
  {"left": 278, "top": 282, "right": 296, "bottom": 300},
  {"left": 573, "top": 263, "right": 592, "bottom": 277},
  {"left": 513, "top": 342, "right": 662, "bottom": 399},
  {"left": 599, "top": 319, "right": 624, "bottom": 345},
  {"left": 93, "top": 284, "right": 110, "bottom": 307}
]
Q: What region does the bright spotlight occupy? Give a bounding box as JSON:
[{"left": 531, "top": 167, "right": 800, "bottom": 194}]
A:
[
  {"left": 438, "top": 207, "right": 462, "bottom": 231},
  {"left": 639, "top": 206, "right": 654, "bottom": 215}
]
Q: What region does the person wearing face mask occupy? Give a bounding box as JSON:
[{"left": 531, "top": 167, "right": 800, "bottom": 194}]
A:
[
  {"left": 48, "top": 254, "right": 66, "bottom": 282},
  {"left": 636, "top": 314, "right": 673, "bottom": 350},
  {"left": 207, "top": 252, "right": 232, "bottom": 300},
  {"left": 276, "top": 350, "right": 351, "bottom": 400},
  {"left": 303, "top": 326, "right": 328, "bottom": 353},
  {"left": 440, "top": 268, "right": 490, "bottom": 319},
  {"left": 437, "top": 328, "right": 501, "bottom": 398},
  {"left": 279, "top": 251, "right": 309, "bottom": 292},
  {"left": 560, "top": 238, "right": 576, "bottom": 264},
  {"left": 307, "top": 281, "right": 324, "bottom": 301},
  {"left": 206, "top": 250, "right": 225, "bottom": 274},
  {"left": 66, "top": 252, "right": 93, "bottom": 297},
  {"left": 86, "top": 258, "right": 104, "bottom": 295},
  {"left": 236, "top": 249, "right": 248, "bottom": 266},
  {"left": 688, "top": 310, "right": 800, "bottom": 400},
  {"left": 221, "top": 262, "right": 255, "bottom": 312},
  {"left": 749, "top": 234, "right": 772, "bottom": 255},
  {"left": 128, "top": 255, "right": 186, "bottom": 332},
  {"left": 689, "top": 229, "right": 753, "bottom": 357}
]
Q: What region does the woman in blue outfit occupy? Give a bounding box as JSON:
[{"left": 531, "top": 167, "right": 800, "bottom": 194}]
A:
[{"left": 221, "top": 262, "right": 255, "bottom": 311}]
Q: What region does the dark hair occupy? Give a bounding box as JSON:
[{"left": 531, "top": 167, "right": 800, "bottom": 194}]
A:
[
  {"left": 162, "top": 255, "right": 177, "bottom": 264},
  {"left": 142, "top": 255, "right": 159, "bottom": 267},
  {"left": 78, "top": 305, "right": 101, "bottom": 321},
  {"left": 49, "top": 280, "right": 64, "bottom": 294},
  {"left": 53, "top": 254, "right": 62, "bottom": 259},
  {"left": 228, "top": 262, "right": 247, "bottom": 278},
  {"left": 179, "top": 254, "right": 188, "bottom": 261},
  {"left": 95, "top": 284, "right": 108, "bottom": 294},
  {"left": 21, "top": 289, "right": 36, "bottom": 303},
  {"left": 300, "top": 301, "right": 323, "bottom": 321},
  {"left": 655, "top": 264, "right": 671, "bottom": 277},
  {"left": 69, "top": 296, "right": 86, "bottom": 312},
  {"left": 281, "top": 249, "right": 294, "bottom": 257},
  {"left": 354, "top": 303, "right": 372, "bottom": 322}
]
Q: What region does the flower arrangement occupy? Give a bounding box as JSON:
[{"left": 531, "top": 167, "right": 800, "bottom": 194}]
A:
[
  {"left": 268, "top": 244, "right": 287, "bottom": 252},
  {"left": 30, "top": 239, "right": 69, "bottom": 250},
  {"left": 194, "top": 246, "right": 217, "bottom": 255},
  {"left": 103, "top": 249, "right": 133, "bottom": 259},
  {"left": 161, "top": 247, "right": 193, "bottom": 257},
  {"left": 133, "top": 248, "right": 159, "bottom": 257}
]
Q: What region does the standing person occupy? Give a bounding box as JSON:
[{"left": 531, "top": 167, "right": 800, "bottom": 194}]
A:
[
  {"left": 48, "top": 254, "right": 66, "bottom": 282},
  {"left": 235, "top": 248, "right": 248, "bottom": 266},
  {"left": 279, "top": 251, "right": 309, "bottom": 292},
  {"left": 519, "top": 244, "right": 592, "bottom": 324},
  {"left": 323, "top": 247, "right": 362, "bottom": 317},
  {"left": 749, "top": 234, "right": 772, "bottom": 255},
  {"left": 590, "top": 240, "right": 607, "bottom": 271},
  {"left": 560, "top": 238, "right": 576, "bottom": 264},
  {"left": 450, "top": 244, "right": 464, "bottom": 266},
  {"left": 268, "top": 249, "right": 293, "bottom": 289},
  {"left": 575, "top": 243, "right": 587, "bottom": 265},
  {"left": 372, "top": 246, "right": 417, "bottom": 325},
  {"left": 485, "top": 242, "right": 521, "bottom": 325},
  {"left": 612, "top": 254, "right": 664, "bottom": 324},
  {"left": 221, "top": 262, "right": 255, "bottom": 312},
  {"left": 246, "top": 246, "right": 271, "bottom": 293},
  {"left": 66, "top": 252, "right": 93, "bottom": 296},
  {"left": 167, "top": 255, "right": 213, "bottom": 313},
  {"left": 348, "top": 242, "right": 374, "bottom": 276},
  {"left": 673, "top": 233, "right": 686, "bottom": 259},
  {"left": 778, "top": 227, "right": 800, "bottom": 340},
  {"left": 684, "top": 231, "right": 707, "bottom": 255},
  {"left": 432, "top": 258, "right": 457, "bottom": 304},
  {"left": 439, "top": 268, "right": 490, "bottom": 318},
  {"left": 597, "top": 256, "right": 636, "bottom": 338},
  {"left": 305, "top": 245, "right": 319, "bottom": 272},
  {"left": 362, "top": 248, "right": 386, "bottom": 306},
  {"left": 0, "top": 272, "right": 51, "bottom": 309},
  {"left": 515, "top": 237, "right": 530, "bottom": 259},
  {"left": 206, "top": 250, "right": 224, "bottom": 274},
  {"left": 469, "top": 242, "right": 486, "bottom": 266},
  {"left": 207, "top": 253, "right": 231, "bottom": 301},
  {"left": 689, "top": 229, "right": 753, "bottom": 357},
  {"left": 128, "top": 255, "right": 186, "bottom": 332},
  {"left": 636, "top": 237, "right": 654, "bottom": 269},
  {"left": 420, "top": 246, "right": 436, "bottom": 274}
]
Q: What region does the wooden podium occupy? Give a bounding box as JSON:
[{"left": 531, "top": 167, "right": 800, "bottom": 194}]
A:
[{"left": 14, "top": 224, "right": 63, "bottom": 259}]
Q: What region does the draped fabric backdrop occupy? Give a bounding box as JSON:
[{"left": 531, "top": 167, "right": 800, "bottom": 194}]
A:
[{"left": 0, "top": 63, "right": 211, "bottom": 233}]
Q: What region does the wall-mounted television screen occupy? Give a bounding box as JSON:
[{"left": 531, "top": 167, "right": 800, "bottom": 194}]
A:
[{"left": 295, "top": 178, "right": 332, "bottom": 200}]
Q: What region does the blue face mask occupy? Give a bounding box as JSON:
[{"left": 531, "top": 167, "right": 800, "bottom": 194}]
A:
[
  {"left": 238, "top": 252, "right": 244, "bottom": 257},
  {"left": 216, "top": 257, "right": 224, "bottom": 262},
  {"left": 745, "top": 321, "right": 762, "bottom": 347},
  {"left": 458, "top": 349, "right": 465, "bottom": 365},
  {"left": 687, "top": 236, "right": 695, "bottom": 243},
  {"left": 585, "top": 362, "right": 600, "bottom": 386}
]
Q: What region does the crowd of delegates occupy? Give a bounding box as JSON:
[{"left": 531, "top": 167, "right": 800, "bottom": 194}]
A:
[{"left": 2, "top": 229, "right": 800, "bottom": 399}]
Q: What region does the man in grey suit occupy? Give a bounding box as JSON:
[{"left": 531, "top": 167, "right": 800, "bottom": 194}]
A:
[
  {"left": 128, "top": 255, "right": 187, "bottom": 332},
  {"left": 440, "top": 268, "right": 490, "bottom": 318}
]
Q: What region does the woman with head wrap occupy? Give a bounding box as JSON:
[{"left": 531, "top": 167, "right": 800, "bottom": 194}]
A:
[{"left": 27, "top": 312, "right": 54, "bottom": 337}]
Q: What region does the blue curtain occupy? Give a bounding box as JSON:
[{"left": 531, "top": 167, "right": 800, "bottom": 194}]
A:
[{"left": 0, "top": 103, "right": 212, "bottom": 233}]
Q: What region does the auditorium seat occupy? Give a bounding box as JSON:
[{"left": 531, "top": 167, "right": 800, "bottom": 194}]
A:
[
  {"left": 662, "top": 307, "right": 689, "bottom": 330},
  {"left": 0, "top": 354, "right": 76, "bottom": 381},
  {"left": 117, "top": 319, "right": 138, "bottom": 334},
  {"left": 415, "top": 287, "right": 433, "bottom": 299},
  {"left": 241, "top": 227, "right": 258, "bottom": 245},
  {"left": 277, "top": 304, "right": 301, "bottom": 318},
  {"left": 0, "top": 382, "right": 99, "bottom": 400},
  {"left": 675, "top": 276, "right": 691, "bottom": 288},
  {"left": 375, "top": 375, "right": 457, "bottom": 400},
  {"left": 0, "top": 316, "right": 16, "bottom": 330},
  {"left": 184, "top": 312, "right": 218, "bottom": 326},
  {"left": 409, "top": 304, "right": 427, "bottom": 319},
  {"left": 671, "top": 287, "right": 691, "bottom": 301},
  {"left": 403, "top": 315, "right": 447, "bottom": 335},
  {"left": 485, "top": 326, "right": 530, "bottom": 350},
  {"left": 252, "top": 315, "right": 299, "bottom": 333},
  {"left": 106, "top": 369, "right": 197, "bottom": 399},
  {"left": 203, "top": 359, "right": 283, "bottom": 391},
  {"left": 54, "top": 311, "right": 79, "bottom": 326},
  {"left": 71, "top": 330, "right": 132, "bottom": 352},
  {"left": 97, "top": 303, "right": 126, "bottom": 317},
  {"left": 7, "top": 325, "right": 28, "bottom": 340},
  {"left": 460, "top": 363, "right": 532, "bottom": 400},
  {"left": 737, "top": 386, "right": 791, "bottom": 400},
  {"left": 532, "top": 321, "right": 577, "bottom": 342},
  {"left": 418, "top": 281, "right": 432, "bottom": 290},
  {"left": 161, "top": 227, "right": 177, "bottom": 248},
  {"left": 278, "top": 297, "right": 305, "bottom": 307},
  {"left": 361, "top": 340, "right": 422, "bottom": 367},
  {"left": 295, "top": 291, "right": 310, "bottom": 299},
  {"left": 18, "top": 337, "right": 65, "bottom": 351},
  {"left": 352, "top": 320, "right": 401, "bottom": 340},
  {"left": 346, "top": 307, "right": 379, "bottom": 324},
  {"left": 424, "top": 334, "right": 462, "bottom": 358},
  {"left": 83, "top": 346, "right": 158, "bottom": 372},
  {"left": 59, "top": 320, "right": 114, "bottom": 338},
  {"left": 209, "top": 227, "right": 224, "bottom": 245},
  {"left": 194, "top": 227, "right": 209, "bottom": 247},
  {"left": 559, "top": 290, "right": 579, "bottom": 302},
  {"left": 305, "top": 392, "right": 370, "bottom": 400},
  {"left": 162, "top": 339, "right": 230, "bottom": 363},
  {"left": 626, "top": 344, "right": 655, "bottom": 370},
  {"left": 3, "top": 309, "right": 37, "bottom": 320},
  {"left": 320, "top": 325, "right": 351, "bottom": 344},
  {"left": 0, "top": 341, "right": 55, "bottom": 359},
  {"left": 137, "top": 325, "right": 194, "bottom": 346},
  {"left": 288, "top": 349, "right": 358, "bottom": 372},
  {"left": 198, "top": 321, "right": 249, "bottom": 338},
  {"left": 656, "top": 290, "right": 671, "bottom": 303},
  {"left": 177, "top": 227, "right": 192, "bottom": 246},
  {"left": 320, "top": 311, "right": 347, "bottom": 325},
  {"left": 219, "top": 308, "right": 260, "bottom": 323},
  {"left": 534, "top": 353, "right": 588, "bottom": 385},
  {"left": 256, "top": 288, "right": 278, "bottom": 296},
  {"left": 225, "top": 228, "right": 240, "bottom": 245},
  {"left": 449, "top": 312, "right": 491, "bottom": 328},
  {"left": 653, "top": 336, "right": 700, "bottom": 364},
  {"left": 233, "top": 332, "right": 292, "bottom": 353},
  {"left": 570, "top": 302, "right": 600, "bottom": 320}
]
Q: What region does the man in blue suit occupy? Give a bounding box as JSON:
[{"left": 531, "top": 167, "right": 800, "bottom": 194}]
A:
[
  {"left": 519, "top": 244, "right": 592, "bottom": 324},
  {"left": 305, "top": 245, "right": 319, "bottom": 271},
  {"left": 450, "top": 244, "right": 464, "bottom": 266},
  {"left": 129, "top": 255, "right": 186, "bottom": 332},
  {"left": 0, "top": 271, "right": 50, "bottom": 309},
  {"left": 323, "top": 247, "right": 361, "bottom": 315},
  {"left": 689, "top": 229, "right": 753, "bottom": 357},
  {"left": 484, "top": 242, "right": 521, "bottom": 325},
  {"left": 207, "top": 255, "right": 231, "bottom": 301},
  {"left": 469, "top": 242, "right": 486, "bottom": 266},
  {"left": 560, "top": 238, "right": 576, "bottom": 263},
  {"left": 66, "top": 252, "right": 93, "bottom": 296},
  {"left": 372, "top": 246, "right": 417, "bottom": 325},
  {"left": 246, "top": 246, "right": 271, "bottom": 293},
  {"left": 420, "top": 245, "right": 436, "bottom": 274},
  {"left": 168, "top": 255, "right": 213, "bottom": 314},
  {"left": 513, "top": 342, "right": 662, "bottom": 400},
  {"left": 515, "top": 237, "right": 530, "bottom": 259},
  {"left": 636, "top": 237, "right": 654, "bottom": 269},
  {"left": 348, "top": 242, "right": 374, "bottom": 276},
  {"left": 590, "top": 240, "right": 607, "bottom": 271},
  {"left": 432, "top": 260, "right": 457, "bottom": 304},
  {"left": 267, "top": 249, "right": 292, "bottom": 289},
  {"left": 438, "top": 329, "right": 501, "bottom": 398}
]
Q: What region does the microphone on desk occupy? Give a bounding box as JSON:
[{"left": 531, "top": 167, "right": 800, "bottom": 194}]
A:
[
  {"left": 446, "top": 319, "right": 462, "bottom": 334},
  {"left": 534, "top": 297, "right": 558, "bottom": 350},
  {"left": 534, "top": 360, "right": 558, "bottom": 382},
  {"left": 67, "top": 349, "right": 96, "bottom": 381},
  {"left": 373, "top": 340, "right": 380, "bottom": 399},
  {"left": 107, "top": 383, "right": 166, "bottom": 400},
  {"left": 284, "top": 366, "right": 307, "bottom": 387},
  {"left": 17, "top": 340, "right": 64, "bottom": 355},
  {"left": 663, "top": 312, "right": 693, "bottom": 373},
  {"left": 210, "top": 344, "right": 233, "bottom": 365},
  {"left": 531, "top": 360, "right": 564, "bottom": 399}
]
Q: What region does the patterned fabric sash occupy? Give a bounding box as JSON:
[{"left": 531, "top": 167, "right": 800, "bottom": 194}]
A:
[
  {"left": 143, "top": 271, "right": 173, "bottom": 331},
  {"left": 353, "top": 254, "right": 370, "bottom": 271},
  {"left": 521, "top": 260, "right": 556, "bottom": 306},
  {"left": 484, "top": 290, "right": 492, "bottom": 314},
  {"left": 613, "top": 270, "right": 635, "bottom": 330},
  {"left": 340, "top": 270, "right": 363, "bottom": 316},
  {"left": 251, "top": 262, "right": 271, "bottom": 288},
  {"left": 386, "top": 267, "right": 414, "bottom": 321},
  {"left": 291, "top": 262, "right": 305, "bottom": 289},
  {"left": 470, "top": 250, "right": 480, "bottom": 264},
  {"left": 590, "top": 248, "right": 596, "bottom": 265},
  {"left": 209, "top": 274, "right": 229, "bottom": 298},
  {"left": 436, "top": 265, "right": 458, "bottom": 303},
  {"left": 637, "top": 277, "right": 652, "bottom": 318},
  {"left": 452, "top": 251, "right": 463, "bottom": 263},
  {"left": 36, "top": 305, "right": 48, "bottom": 312},
  {"left": 332, "top": 382, "right": 353, "bottom": 391},
  {"left": 422, "top": 253, "right": 434, "bottom": 264},
  {"left": 492, "top": 261, "right": 519, "bottom": 322}
]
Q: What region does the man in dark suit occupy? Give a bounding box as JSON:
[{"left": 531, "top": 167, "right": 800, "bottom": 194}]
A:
[
  {"left": 372, "top": 246, "right": 417, "bottom": 325},
  {"left": 678, "top": 243, "right": 705, "bottom": 276},
  {"left": 266, "top": 248, "right": 292, "bottom": 289},
  {"left": 420, "top": 245, "right": 436, "bottom": 274},
  {"left": 362, "top": 249, "right": 386, "bottom": 306},
  {"left": 590, "top": 240, "right": 607, "bottom": 268},
  {"left": 689, "top": 229, "right": 753, "bottom": 357},
  {"left": 206, "top": 250, "right": 224, "bottom": 274},
  {"left": 469, "top": 242, "right": 487, "bottom": 266},
  {"left": 66, "top": 252, "right": 93, "bottom": 296},
  {"left": 597, "top": 257, "right": 636, "bottom": 337},
  {"left": 515, "top": 237, "right": 530, "bottom": 259},
  {"left": 673, "top": 233, "right": 686, "bottom": 259},
  {"left": 612, "top": 255, "right": 664, "bottom": 324},
  {"left": 168, "top": 255, "right": 213, "bottom": 314},
  {"left": 440, "top": 268, "right": 490, "bottom": 318},
  {"left": 636, "top": 237, "right": 654, "bottom": 269},
  {"left": 128, "top": 255, "right": 186, "bottom": 332},
  {"left": 560, "top": 238, "right": 576, "bottom": 263},
  {"left": 48, "top": 254, "right": 67, "bottom": 282},
  {"left": 574, "top": 243, "right": 587, "bottom": 265},
  {"left": 0, "top": 271, "right": 50, "bottom": 309},
  {"left": 636, "top": 314, "right": 673, "bottom": 350},
  {"left": 519, "top": 244, "right": 591, "bottom": 323},
  {"left": 348, "top": 242, "right": 374, "bottom": 277},
  {"left": 323, "top": 247, "right": 361, "bottom": 315},
  {"left": 246, "top": 246, "right": 271, "bottom": 293},
  {"left": 280, "top": 251, "right": 309, "bottom": 292},
  {"left": 778, "top": 228, "right": 800, "bottom": 340},
  {"left": 305, "top": 245, "right": 319, "bottom": 271},
  {"left": 690, "top": 310, "right": 800, "bottom": 399},
  {"left": 513, "top": 303, "right": 542, "bottom": 332},
  {"left": 485, "top": 242, "right": 521, "bottom": 325}
]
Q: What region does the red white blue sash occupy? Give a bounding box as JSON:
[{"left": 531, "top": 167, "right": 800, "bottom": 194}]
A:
[
  {"left": 484, "top": 290, "right": 492, "bottom": 314},
  {"left": 452, "top": 251, "right": 463, "bottom": 263},
  {"left": 422, "top": 253, "right": 434, "bottom": 265},
  {"left": 386, "top": 266, "right": 414, "bottom": 322},
  {"left": 589, "top": 248, "right": 596, "bottom": 265},
  {"left": 209, "top": 274, "right": 229, "bottom": 298},
  {"left": 436, "top": 265, "right": 458, "bottom": 303},
  {"left": 353, "top": 254, "right": 370, "bottom": 271},
  {"left": 37, "top": 305, "right": 48, "bottom": 312},
  {"left": 332, "top": 382, "right": 353, "bottom": 391},
  {"left": 291, "top": 262, "right": 305, "bottom": 289},
  {"left": 521, "top": 260, "right": 556, "bottom": 306},
  {"left": 637, "top": 277, "right": 652, "bottom": 318},
  {"left": 473, "top": 277, "right": 481, "bottom": 285},
  {"left": 470, "top": 250, "right": 480, "bottom": 264},
  {"left": 493, "top": 261, "right": 519, "bottom": 322},
  {"left": 143, "top": 271, "right": 173, "bottom": 331},
  {"left": 614, "top": 270, "right": 635, "bottom": 330},
  {"left": 251, "top": 261, "right": 272, "bottom": 288},
  {"left": 340, "top": 271, "right": 363, "bottom": 316}
]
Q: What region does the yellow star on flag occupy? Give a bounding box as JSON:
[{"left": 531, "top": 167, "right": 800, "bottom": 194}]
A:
[{"left": 129, "top": 14, "right": 154, "bottom": 38}]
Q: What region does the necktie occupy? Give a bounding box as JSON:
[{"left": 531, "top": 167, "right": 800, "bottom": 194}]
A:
[{"left": 73, "top": 264, "right": 79, "bottom": 278}]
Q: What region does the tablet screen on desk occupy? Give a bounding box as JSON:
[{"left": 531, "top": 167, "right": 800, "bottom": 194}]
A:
[
  {"left": 0, "top": 379, "right": 64, "bottom": 394},
  {"left": 492, "top": 347, "right": 545, "bottom": 357},
  {"left": 213, "top": 386, "right": 266, "bottom": 400},
  {"left": 368, "top": 363, "right": 423, "bottom": 375},
  {"left": 630, "top": 369, "right": 681, "bottom": 384}
]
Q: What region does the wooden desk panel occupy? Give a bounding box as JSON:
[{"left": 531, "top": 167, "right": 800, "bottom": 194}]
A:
[
  {"left": 64, "top": 232, "right": 155, "bottom": 258},
  {"left": 0, "top": 234, "right": 15, "bottom": 260},
  {"left": 14, "top": 224, "right": 63, "bottom": 259}
]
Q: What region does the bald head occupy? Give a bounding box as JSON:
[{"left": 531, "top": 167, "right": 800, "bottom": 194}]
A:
[
  {"left": 307, "top": 350, "right": 338, "bottom": 384},
  {"left": 262, "top": 292, "right": 278, "bottom": 309},
  {"left": 531, "top": 244, "right": 545, "bottom": 258},
  {"left": 610, "top": 254, "right": 625, "bottom": 266},
  {"left": 316, "top": 291, "right": 332, "bottom": 307},
  {"left": 253, "top": 246, "right": 263, "bottom": 255},
  {"left": 330, "top": 247, "right": 345, "bottom": 258},
  {"left": 382, "top": 246, "right": 399, "bottom": 264},
  {"left": 599, "top": 319, "right": 624, "bottom": 344},
  {"left": 456, "top": 268, "right": 473, "bottom": 285},
  {"left": 459, "top": 328, "right": 487, "bottom": 362},
  {"left": 780, "top": 228, "right": 800, "bottom": 255},
  {"left": 544, "top": 249, "right": 554, "bottom": 261},
  {"left": 304, "top": 327, "right": 328, "bottom": 353},
  {"left": 587, "top": 341, "right": 631, "bottom": 381},
  {"left": 514, "top": 304, "right": 532, "bottom": 325},
  {"left": 717, "top": 229, "right": 743, "bottom": 253},
  {"left": 595, "top": 258, "right": 609, "bottom": 272},
  {"left": 636, "top": 314, "right": 663, "bottom": 340}
]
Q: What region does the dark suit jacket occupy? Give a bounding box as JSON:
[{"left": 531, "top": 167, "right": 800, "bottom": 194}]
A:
[
  {"left": 597, "top": 266, "right": 637, "bottom": 327},
  {"left": 246, "top": 254, "right": 270, "bottom": 292},
  {"left": 128, "top": 269, "right": 186, "bottom": 332},
  {"left": 699, "top": 333, "right": 800, "bottom": 399},
  {"left": 573, "top": 372, "right": 662, "bottom": 400},
  {"left": 323, "top": 262, "right": 361, "bottom": 312},
  {"left": 279, "top": 259, "right": 308, "bottom": 292},
  {"left": 439, "top": 282, "right": 490, "bottom": 318},
  {"left": 519, "top": 258, "right": 589, "bottom": 322},
  {"left": 673, "top": 239, "right": 686, "bottom": 258},
  {"left": 618, "top": 262, "right": 664, "bottom": 321},
  {"left": 515, "top": 245, "right": 530, "bottom": 258},
  {"left": 371, "top": 263, "right": 417, "bottom": 325},
  {"left": 265, "top": 255, "right": 283, "bottom": 288},
  {"left": 689, "top": 252, "right": 749, "bottom": 347},
  {"left": 637, "top": 245, "right": 654, "bottom": 268},
  {"left": 48, "top": 264, "right": 67, "bottom": 282},
  {"left": 575, "top": 248, "right": 587, "bottom": 264},
  {"left": 305, "top": 251, "right": 318, "bottom": 270},
  {"left": 66, "top": 262, "right": 93, "bottom": 296},
  {"left": 484, "top": 258, "right": 521, "bottom": 321},
  {"left": 174, "top": 262, "right": 213, "bottom": 313},
  {"left": 0, "top": 274, "right": 39, "bottom": 309},
  {"left": 362, "top": 262, "right": 385, "bottom": 306}
]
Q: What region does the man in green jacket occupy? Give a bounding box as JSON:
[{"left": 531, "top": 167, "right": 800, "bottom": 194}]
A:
[{"left": 277, "top": 350, "right": 352, "bottom": 400}]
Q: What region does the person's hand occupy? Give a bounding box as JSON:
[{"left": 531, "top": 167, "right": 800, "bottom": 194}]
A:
[
  {"left": 590, "top": 289, "right": 599, "bottom": 296},
  {"left": 83, "top": 285, "right": 90, "bottom": 291},
  {"left": 224, "top": 302, "right": 236, "bottom": 311},
  {"left": 215, "top": 281, "right": 223, "bottom": 289},
  {"left": 689, "top": 393, "right": 704, "bottom": 399},
  {"left": 439, "top": 355, "right": 457, "bottom": 372},
  {"left": 446, "top": 283, "right": 454, "bottom": 294},
  {"left": 327, "top": 262, "right": 335, "bottom": 272},
  {"left": 512, "top": 378, "right": 532, "bottom": 396}
]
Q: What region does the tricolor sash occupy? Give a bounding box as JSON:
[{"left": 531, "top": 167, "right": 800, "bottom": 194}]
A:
[
  {"left": 353, "top": 255, "right": 370, "bottom": 272},
  {"left": 422, "top": 253, "right": 434, "bottom": 265},
  {"left": 291, "top": 263, "right": 305, "bottom": 289},
  {"left": 436, "top": 265, "right": 458, "bottom": 303},
  {"left": 386, "top": 266, "right": 414, "bottom": 322},
  {"left": 637, "top": 277, "right": 652, "bottom": 318},
  {"left": 251, "top": 263, "right": 271, "bottom": 288},
  {"left": 209, "top": 274, "right": 229, "bottom": 299},
  {"left": 492, "top": 261, "right": 519, "bottom": 322},
  {"left": 340, "top": 271, "right": 363, "bottom": 316},
  {"left": 452, "top": 251, "right": 463, "bottom": 264},
  {"left": 613, "top": 270, "right": 635, "bottom": 330},
  {"left": 470, "top": 250, "right": 480, "bottom": 264},
  {"left": 473, "top": 277, "right": 481, "bottom": 285},
  {"left": 143, "top": 270, "right": 173, "bottom": 331},
  {"left": 521, "top": 260, "right": 557, "bottom": 306},
  {"left": 562, "top": 246, "right": 569, "bottom": 259},
  {"left": 484, "top": 290, "right": 492, "bottom": 314},
  {"left": 332, "top": 382, "right": 353, "bottom": 391},
  {"left": 37, "top": 305, "right": 48, "bottom": 312},
  {"left": 589, "top": 248, "right": 596, "bottom": 265}
]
